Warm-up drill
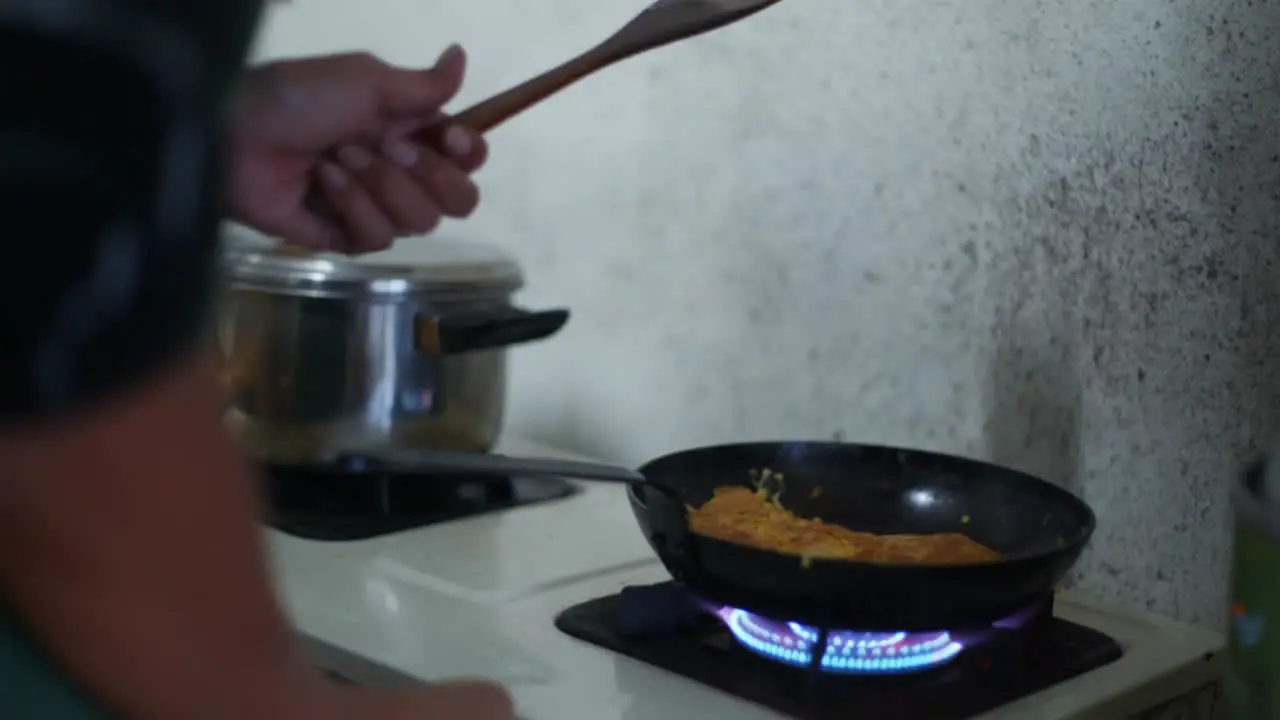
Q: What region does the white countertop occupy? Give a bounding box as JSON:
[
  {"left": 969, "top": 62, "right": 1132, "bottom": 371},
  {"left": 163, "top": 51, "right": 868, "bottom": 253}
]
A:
[{"left": 269, "top": 437, "right": 1226, "bottom": 719}]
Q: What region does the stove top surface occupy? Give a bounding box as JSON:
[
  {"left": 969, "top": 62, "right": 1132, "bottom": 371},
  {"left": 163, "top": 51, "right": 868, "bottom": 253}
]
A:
[
  {"left": 269, "top": 437, "right": 1226, "bottom": 720},
  {"left": 263, "top": 458, "right": 578, "bottom": 540},
  {"left": 555, "top": 582, "right": 1124, "bottom": 719}
]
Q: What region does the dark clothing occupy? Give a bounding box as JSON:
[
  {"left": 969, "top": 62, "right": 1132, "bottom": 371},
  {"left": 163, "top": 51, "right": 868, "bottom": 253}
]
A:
[{"left": 0, "top": 0, "right": 263, "bottom": 714}]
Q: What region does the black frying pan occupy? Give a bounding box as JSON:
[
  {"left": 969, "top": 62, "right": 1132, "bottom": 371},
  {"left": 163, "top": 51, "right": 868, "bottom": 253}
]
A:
[
  {"left": 626, "top": 441, "right": 1094, "bottom": 631},
  {"left": 352, "top": 441, "right": 1095, "bottom": 631}
]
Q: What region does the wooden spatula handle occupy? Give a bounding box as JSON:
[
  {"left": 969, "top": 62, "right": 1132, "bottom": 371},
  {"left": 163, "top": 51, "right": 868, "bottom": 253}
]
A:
[{"left": 412, "top": 48, "right": 609, "bottom": 147}]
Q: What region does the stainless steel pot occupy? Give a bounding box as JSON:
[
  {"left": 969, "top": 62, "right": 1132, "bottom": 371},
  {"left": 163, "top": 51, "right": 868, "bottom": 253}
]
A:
[{"left": 215, "top": 238, "right": 567, "bottom": 463}]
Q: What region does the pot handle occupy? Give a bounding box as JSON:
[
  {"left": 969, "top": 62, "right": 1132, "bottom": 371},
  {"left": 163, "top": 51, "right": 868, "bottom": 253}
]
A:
[{"left": 415, "top": 308, "right": 570, "bottom": 355}]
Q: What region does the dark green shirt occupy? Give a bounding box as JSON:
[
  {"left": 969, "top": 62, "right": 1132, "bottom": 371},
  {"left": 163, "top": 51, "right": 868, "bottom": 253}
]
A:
[{"left": 0, "top": 612, "right": 105, "bottom": 718}]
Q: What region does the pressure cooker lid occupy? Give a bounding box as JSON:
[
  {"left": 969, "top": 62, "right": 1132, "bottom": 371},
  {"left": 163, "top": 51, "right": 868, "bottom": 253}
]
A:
[{"left": 221, "top": 237, "right": 524, "bottom": 298}]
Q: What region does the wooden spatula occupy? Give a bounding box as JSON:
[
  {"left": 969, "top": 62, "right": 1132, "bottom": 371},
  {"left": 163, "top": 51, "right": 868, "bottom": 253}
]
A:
[{"left": 414, "top": 0, "right": 784, "bottom": 145}]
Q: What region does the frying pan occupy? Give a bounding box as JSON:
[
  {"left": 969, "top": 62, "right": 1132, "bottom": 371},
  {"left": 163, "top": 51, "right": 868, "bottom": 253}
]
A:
[
  {"left": 349, "top": 441, "right": 1095, "bottom": 631},
  {"left": 626, "top": 441, "right": 1094, "bottom": 631}
]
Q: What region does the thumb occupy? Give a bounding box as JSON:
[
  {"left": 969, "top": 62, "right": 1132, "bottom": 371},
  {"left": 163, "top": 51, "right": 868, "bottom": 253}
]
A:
[
  {"left": 379, "top": 44, "right": 467, "bottom": 118},
  {"left": 345, "top": 680, "right": 515, "bottom": 720}
]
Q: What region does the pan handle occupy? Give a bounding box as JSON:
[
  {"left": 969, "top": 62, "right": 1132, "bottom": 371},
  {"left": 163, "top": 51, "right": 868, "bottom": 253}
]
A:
[
  {"left": 338, "top": 448, "right": 647, "bottom": 484},
  {"left": 415, "top": 308, "right": 569, "bottom": 355},
  {"left": 339, "top": 449, "right": 691, "bottom": 553}
]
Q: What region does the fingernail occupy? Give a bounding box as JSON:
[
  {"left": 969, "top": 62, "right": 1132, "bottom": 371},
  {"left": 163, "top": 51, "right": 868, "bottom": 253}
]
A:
[
  {"left": 436, "top": 43, "right": 464, "bottom": 67},
  {"left": 442, "top": 126, "right": 473, "bottom": 157},
  {"left": 383, "top": 138, "right": 419, "bottom": 167},
  {"left": 318, "top": 162, "right": 347, "bottom": 188},
  {"left": 336, "top": 145, "right": 372, "bottom": 171},
  {"left": 435, "top": 167, "right": 477, "bottom": 200}
]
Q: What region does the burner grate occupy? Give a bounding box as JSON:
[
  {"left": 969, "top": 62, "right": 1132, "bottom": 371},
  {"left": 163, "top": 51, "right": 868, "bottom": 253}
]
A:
[{"left": 555, "top": 582, "right": 1123, "bottom": 719}]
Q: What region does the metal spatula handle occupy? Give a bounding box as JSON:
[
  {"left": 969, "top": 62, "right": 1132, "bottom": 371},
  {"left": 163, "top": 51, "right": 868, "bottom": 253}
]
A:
[{"left": 346, "top": 448, "right": 647, "bottom": 484}]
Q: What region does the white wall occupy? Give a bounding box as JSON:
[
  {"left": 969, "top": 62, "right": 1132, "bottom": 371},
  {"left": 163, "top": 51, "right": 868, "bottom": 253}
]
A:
[{"left": 251, "top": 0, "right": 1280, "bottom": 627}]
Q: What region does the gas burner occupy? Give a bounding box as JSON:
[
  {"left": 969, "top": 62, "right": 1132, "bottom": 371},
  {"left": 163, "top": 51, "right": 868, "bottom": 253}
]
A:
[
  {"left": 715, "top": 607, "right": 964, "bottom": 674},
  {"left": 555, "top": 583, "right": 1125, "bottom": 720},
  {"left": 711, "top": 598, "right": 1044, "bottom": 675}
]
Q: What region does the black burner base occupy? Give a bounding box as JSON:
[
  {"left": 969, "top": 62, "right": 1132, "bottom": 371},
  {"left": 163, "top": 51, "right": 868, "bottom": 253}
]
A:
[
  {"left": 264, "top": 461, "right": 577, "bottom": 541},
  {"left": 555, "top": 582, "right": 1124, "bottom": 720}
]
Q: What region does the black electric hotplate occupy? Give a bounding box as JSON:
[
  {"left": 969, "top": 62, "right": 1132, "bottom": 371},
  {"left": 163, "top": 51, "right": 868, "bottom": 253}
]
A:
[{"left": 262, "top": 456, "right": 578, "bottom": 541}]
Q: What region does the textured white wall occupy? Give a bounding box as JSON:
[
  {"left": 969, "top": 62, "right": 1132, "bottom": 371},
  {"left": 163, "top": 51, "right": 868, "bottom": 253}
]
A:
[{"left": 252, "top": 0, "right": 1280, "bottom": 627}]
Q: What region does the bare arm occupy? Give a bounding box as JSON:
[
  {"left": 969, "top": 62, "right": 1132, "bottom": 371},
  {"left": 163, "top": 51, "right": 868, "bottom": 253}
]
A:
[
  {"left": 0, "top": 5, "right": 321, "bottom": 715},
  {"left": 0, "top": 4, "right": 508, "bottom": 717},
  {"left": 0, "top": 356, "right": 323, "bottom": 718}
]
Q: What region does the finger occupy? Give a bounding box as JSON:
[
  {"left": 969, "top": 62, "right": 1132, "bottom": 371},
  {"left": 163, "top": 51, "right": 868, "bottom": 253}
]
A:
[
  {"left": 331, "top": 681, "right": 514, "bottom": 720},
  {"left": 389, "top": 118, "right": 488, "bottom": 173},
  {"left": 268, "top": 208, "right": 336, "bottom": 251},
  {"left": 314, "top": 160, "right": 397, "bottom": 253},
  {"left": 439, "top": 124, "right": 489, "bottom": 173},
  {"left": 336, "top": 144, "right": 443, "bottom": 235},
  {"left": 378, "top": 44, "right": 467, "bottom": 118},
  {"left": 381, "top": 137, "right": 479, "bottom": 219},
  {"left": 430, "top": 43, "right": 467, "bottom": 93},
  {"left": 413, "top": 680, "right": 514, "bottom": 720}
]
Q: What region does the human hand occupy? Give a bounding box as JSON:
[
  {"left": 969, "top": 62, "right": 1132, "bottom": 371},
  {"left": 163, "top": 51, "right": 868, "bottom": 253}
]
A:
[
  {"left": 227, "top": 46, "right": 488, "bottom": 254},
  {"left": 266, "top": 668, "right": 513, "bottom": 720},
  {"left": 327, "top": 680, "right": 514, "bottom": 720}
]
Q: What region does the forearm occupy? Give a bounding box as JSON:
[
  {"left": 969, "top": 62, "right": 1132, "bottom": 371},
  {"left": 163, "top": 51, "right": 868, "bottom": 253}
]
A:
[
  {"left": 0, "top": 2, "right": 339, "bottom": 717},
  {"left": 0, "top": 355, "right": 315, "bottom": 718}
]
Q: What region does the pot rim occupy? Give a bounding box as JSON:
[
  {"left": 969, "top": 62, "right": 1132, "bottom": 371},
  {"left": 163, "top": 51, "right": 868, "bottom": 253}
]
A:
[{"left": 221, "top": 236, "right": 524, "bottom": 299}]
